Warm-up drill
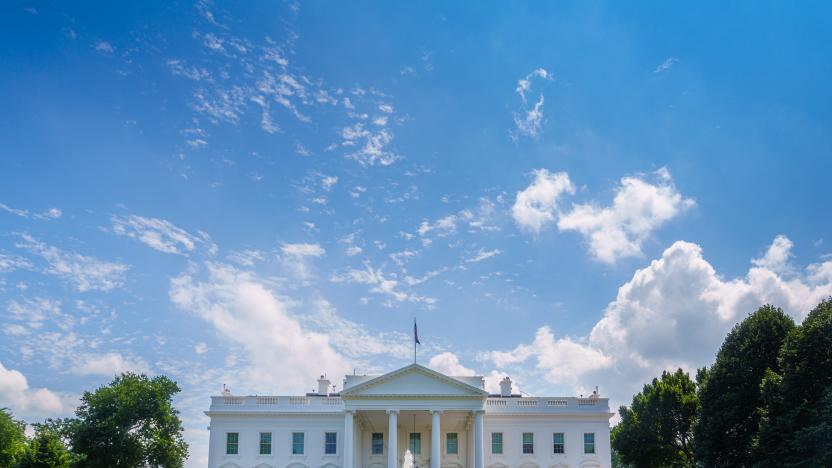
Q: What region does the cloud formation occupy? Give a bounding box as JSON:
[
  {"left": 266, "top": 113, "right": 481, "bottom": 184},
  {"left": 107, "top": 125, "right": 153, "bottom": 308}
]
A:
[
  {"left": 557, "top": 168, "right": 694, "bottom": 263},
  {"left": 0, "top": 361, "right": 71, "bottom": 418},
  {"left": 511, "top": 68, "right": 552, "bottom": 139},
  {"left": 511, "top": 169, "right": 575, "bottom": 234},
  {"left": 111, "top": 214, "right": 216, "bottom": 256}
]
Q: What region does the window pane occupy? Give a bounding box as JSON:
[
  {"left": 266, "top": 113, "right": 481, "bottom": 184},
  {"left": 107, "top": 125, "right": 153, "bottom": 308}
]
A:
[
  {"left": 447, "top": 433, "right": 458, "bottom": 454},
  {"left": 372, "top": 433, "right": 384, "bottom": 455},
  {"left": 522, "top": 432, "right": 534, "bottom": 454},
  {"left": 226, "top": 432, "right": 239, "bottom": 455},
  {"left": 325, "top": 432, "right": 337, "bottom": 454},
  {"left": 583, "top": 433, "right": 595, "bottom": 454},
  {"left": 491, "top": 433, "right": 503, "bottom": 454},
  {"left": 293, "top": 432, "right": 305, "bottom": 455},
  {"left": 552, "top": 433, "right": 564, "bottom": 454},
  {"left": 409, "top": 433, "right": 421, "bottom": 454},
  {"left": 260, "top": 432, "right": 272, "bottom": 455}
]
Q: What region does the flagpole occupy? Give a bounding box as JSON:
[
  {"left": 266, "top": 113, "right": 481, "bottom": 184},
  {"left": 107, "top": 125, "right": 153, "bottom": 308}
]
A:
[{"left": 413, "top": 317, "right": 417, "bottom": 364}]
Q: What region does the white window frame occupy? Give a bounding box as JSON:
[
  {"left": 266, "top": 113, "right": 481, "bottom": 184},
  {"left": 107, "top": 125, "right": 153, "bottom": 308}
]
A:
[
  {"left": 491, "top": 432, "right": 503, "bottom": 454},
  {"left": 291, "top": 431, "right": 306, "bottom": 456},
  {"left": 552, "top": 432, "right": 564, "bottom": 454},
  {"left": 583, "top": 433, "right": 595, "bottom": 454},
  {"left": 324, "top": 431, "right": 338, "bottom": 455},
  {"left": 371, "top": 432, "right": 384, "bottom": 456},
  {"left": 259, "top": 431, "right": 272, "bottom": 455},
  {"left": 226, "top": 432, "right": 239, "bottom": 455}
]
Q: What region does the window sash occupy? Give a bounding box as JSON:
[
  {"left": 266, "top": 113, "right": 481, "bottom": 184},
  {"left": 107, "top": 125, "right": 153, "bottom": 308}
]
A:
[
  {"left": 372, "top": 433, "right": 384, "bottom": 455},
  {"left": 522, "top": 432, "right": 534, "bottom": 454},
  {"left": 260, "top": 432, "right": 272, "bottom": 455},
  {"left": 325, "top": 432, "right": 338, "bottom": 454},
  {"left": 583, "top": 433, "right": 595, "bottom": 454},
  {"left": 226, "top": 432, "right": 239, "bottom": 455},
  {"left": 409, "top": 432, "right": 421, "bottom": 454},
  {"left": 447, "top": 433, "right": 458, "bottom": 454},
  {"left": 491, "top": 432, "right": 503, "bottom": 454},
  {"left": 552, "top": 433, "right": 564, "bottom": 454},
  {"left": 292, "top": 432, "right": 305, "bottom": 455}
]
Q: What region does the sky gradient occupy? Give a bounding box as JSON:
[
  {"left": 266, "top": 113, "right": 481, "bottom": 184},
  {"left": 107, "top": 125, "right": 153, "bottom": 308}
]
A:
[{"left": 1, "top": 1, "right": 831, "bottom": 465}]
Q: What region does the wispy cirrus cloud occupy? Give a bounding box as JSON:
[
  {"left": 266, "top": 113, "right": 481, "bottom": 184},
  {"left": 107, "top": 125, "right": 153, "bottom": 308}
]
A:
[
  {"left": 110, "top": 214, "right": 216, "bottom": 256},
  {"left": 511, "top": 68, "right": 552, "bottom": 140},
  {"left": 0, "top": 202, "right": 62, "bottom": 220},
  {"left": 16, "top": 234, "right": 129, "bottom": 292}
]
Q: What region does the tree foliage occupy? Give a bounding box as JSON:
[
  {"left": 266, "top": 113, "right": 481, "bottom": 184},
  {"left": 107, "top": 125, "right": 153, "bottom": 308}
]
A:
[
  {"left": 694, "top": 305, "right": 795, "bottom": 466},
  {"left": 756, "top": 298, "right": 832, "bottom": 466},
  {"left": 69, "top": 373, "right": 188, "bottom": 468},
  {"left": 0, "top": 408, "right": 27, "bottom": 467},
  {"left": 612, "top": 369, "right": 698, "bottom": 468},
  {"left": 17, "top": 423, "right": 74, "bottom": 468}
]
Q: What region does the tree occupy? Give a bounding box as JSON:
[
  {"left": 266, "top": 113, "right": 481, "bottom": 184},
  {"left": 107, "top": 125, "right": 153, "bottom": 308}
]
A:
[
  {"left": 612, "top": 369, "right": 698, "bottom": 468},
  {"left": 17, "top": 423, "right": 74, "bottom": 468},
  {"left": 694, "top": 305, "right": 795, "bottom": 466},
  {"left": 0, "top": 408, "right": 27, "bottom": 467},
  {"left": 69, "top": 373, "right": 188, "bottom": 467},
  {"left": 756, "top": 298, "right": 832, "bottom": 466}
]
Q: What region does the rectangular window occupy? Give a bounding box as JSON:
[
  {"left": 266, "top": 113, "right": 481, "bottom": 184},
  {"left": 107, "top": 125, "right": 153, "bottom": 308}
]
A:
[
  {"left": 226, "top": 432, "right": 239, "bottom": 455},
  {"left": 325, "top": 432, "right": 338, "bottom": 455},
  {"left": 583, "top": 433, "right": 595, "bottom": 454},
  {"left": 491, "top": 432, "right": 503, "bottom": 454},
  {"left": 522, "top": 432, "right": 534, "bottom": 454},
  {"left": 409, "top": 432, "right": 421, "bottom": 454},
  {"left": 447, "top": 433, "right": 458, "bottom": 454},
  {"left": 552, "top": 433, "right": 564, "bottom": 454},
  {"left": 372, "top": 433, "right": 384, "bottom": 455},
  {"left": 292, "top": 432, "right": 305, "bottom": 455},
  {"left": 260, "top": 432, "right": 272, "bottom": 455}
]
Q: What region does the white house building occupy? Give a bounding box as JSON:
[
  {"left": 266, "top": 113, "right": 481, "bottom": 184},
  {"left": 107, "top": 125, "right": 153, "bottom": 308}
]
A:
[{"left": 206, "top": 363, "right": 612, "bottom": 468}]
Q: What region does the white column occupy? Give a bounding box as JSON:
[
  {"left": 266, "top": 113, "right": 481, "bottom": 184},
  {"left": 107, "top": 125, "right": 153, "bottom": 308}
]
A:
[
  {"left": 345, "top": 411, "right": 355, "bottom": 468},
  {"left": 473, "top": 411, "right": 484, "bottom": 468},
  {"left": 466, "top": 419, "right": 474, "bottom": 468},
  {"left": 431, "top": 411, "right": 442, "bottom": 468},
  {"left": 387, "top": 410, "right": 398, "bottom": 468}
]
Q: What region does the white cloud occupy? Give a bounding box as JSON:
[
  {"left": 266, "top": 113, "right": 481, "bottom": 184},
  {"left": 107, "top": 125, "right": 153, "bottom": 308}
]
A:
[
  {"left": 72, "top": 352, "right": 151, "bottom": 376},
  {"left": 0, "top": 252, "right": 32, "bottom": 273},
  {"left": 654, "top": 57, "right": 678, "bottom": 73},
  {"left": 111, "top": 214, "right": 215, "bottom": 256},
  {"left": 511, "top": 68, "right": 552, "bottom": 139},
  {"left": 466, "top": 248, "right": 502, "bottom": 263},
  {"left": 751, "top": 234, "right": 793, "bottom": 274},
  {"left": 484, "top": 236, "right": 832, "bottom": 407},
  {"left": 16, "top": 234, "right": 128, "bottom": 292},
  {"left": 320, "top": 175, "right": 338, "bottom": 191},
  {"left": 226, "top": 249, "right": 266, "bottom": 267},
  {"left": 169, "top": 263, "right": 349, "bottom": 393},
  {"left": 557, "top": 168, "right": 694, "bottom": 263},
  {"left": 0, "top": 202, "right": 62, "bottom": 220},
  {"left": 280, "top": 243, "right": 326, "bottom": 280},
  {"left": 429, "top": 352, "right": 475, "bottom": 375},
  {"left": 340, "top": 123, "right": 400, "bottom": 166},
  {"left": 0, "top": 361, "right": 71, "bottom": 418},
  {"left": 511, "top": 169, "right": 575, "bottom": 234},
  {"left": 94, "top": 41, "right": 115, "bottom": 54},
  {"left": 418, "top": 214, "right": 459, "bottom": 237},
  {"left": 167, "top": 59, "right": 212, "bottom": 81},
  {"left": 330, "top": 262, "right": 436, "bottom": 307}
]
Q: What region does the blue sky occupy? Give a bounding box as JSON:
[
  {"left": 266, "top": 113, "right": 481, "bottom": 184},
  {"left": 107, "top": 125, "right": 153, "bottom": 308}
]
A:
[{"left": 1, "top": 1, "right": 831, "bottom": 465}]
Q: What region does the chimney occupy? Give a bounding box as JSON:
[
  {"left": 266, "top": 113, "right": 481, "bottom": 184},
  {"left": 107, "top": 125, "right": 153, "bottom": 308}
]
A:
[
  {"left": 499, "top": 376, "right": 512, "bottom": 397},
  {"left": 317, "top": 375, "right": 331, "bottom": 395}
]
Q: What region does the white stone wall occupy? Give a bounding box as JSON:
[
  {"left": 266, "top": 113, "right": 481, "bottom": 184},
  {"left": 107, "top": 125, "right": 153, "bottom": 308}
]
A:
[
  {"left": 208, "top": 414, "right": 610, "bottom": 468},
  {"left": 208, "top": 414, "right": 345, "bottom": 468}
]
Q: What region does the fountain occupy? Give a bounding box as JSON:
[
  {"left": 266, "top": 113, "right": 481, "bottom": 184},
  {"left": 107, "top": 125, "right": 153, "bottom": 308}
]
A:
[{"left": 402, "top": 449, "right": 416, "bottom": 468}]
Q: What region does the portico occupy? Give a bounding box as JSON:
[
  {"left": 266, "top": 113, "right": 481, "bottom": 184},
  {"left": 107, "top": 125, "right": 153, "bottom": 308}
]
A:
[{"left": 339, "top": 364, "right": 489, "bottom": 468}]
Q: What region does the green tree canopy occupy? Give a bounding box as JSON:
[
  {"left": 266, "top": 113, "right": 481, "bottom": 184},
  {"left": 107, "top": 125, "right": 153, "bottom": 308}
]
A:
[
  {"left": 69, "top": 373, "right": 188, "bottom": 468},
  {"left": 756, "top": 298, "right": 832, "bottom": 466},
  {"left": 694, "top": 305, "right": 795, "bottom": 466},
  {"left": 612, "top": 369, "right": 698, "bottom": 468},
  {"left": 17, "top": 423, "right": 74, "bottom": 468},
  {"left": 0, "top": 408, "right": 27, "bottom": 467}
]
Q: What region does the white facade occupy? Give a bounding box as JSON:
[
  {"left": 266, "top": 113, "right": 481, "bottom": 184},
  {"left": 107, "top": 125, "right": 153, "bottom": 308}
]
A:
[{"left": 206, "top": 364, "right": 612, "bottom": 468}]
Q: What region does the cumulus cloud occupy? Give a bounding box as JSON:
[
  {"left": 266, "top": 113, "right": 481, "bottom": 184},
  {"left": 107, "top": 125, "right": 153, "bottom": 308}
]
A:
[
  {"left": 557, "top": 168, "right": 694, "bottom": 263},
  {"left": 511, "top": 169, "right": 575, "bottom": 234},
  {"left": 429, "top": 352, "right": 520, "bottom": 395},
  {"left": 483, "top": 235, "right": 832, "bottom": 406},
  {"left": 0, "top": 361, "right": 71, "bottom": 418},
  {"left": 16, "top": 234, "right": 128, "bottom": 292},
  {"left": 110, "top": 214, "right": 216, "bottom": 256},
  {"left": 169, "top": 262, "right": 349, "bottom": 393}
]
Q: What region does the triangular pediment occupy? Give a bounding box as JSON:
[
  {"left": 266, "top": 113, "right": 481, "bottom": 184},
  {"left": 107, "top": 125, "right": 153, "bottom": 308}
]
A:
[{"left": 342, "top": 364, "right": 487, "bottom": 398}]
